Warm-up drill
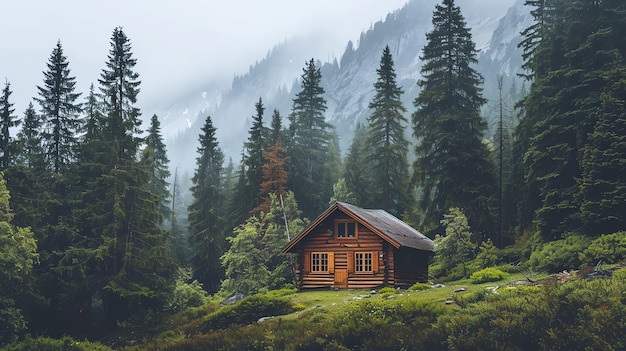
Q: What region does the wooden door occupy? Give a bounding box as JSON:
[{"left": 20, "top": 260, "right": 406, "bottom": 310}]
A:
[{"left": 334, "top": 268, "right": 348, "bottom": 288}]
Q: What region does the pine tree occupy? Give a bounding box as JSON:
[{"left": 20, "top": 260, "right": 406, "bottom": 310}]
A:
[
  {"left": 364, "top": 45, "right": 410, "bottom": 215},
  {"left": 343, "top": 123, "right": 372, "bottom": 207},
  {"left": 269, "top": 108, "right": 284, "bottom": 144},
  {"left": 0, "top": 80, "right": 19, "bottom": 170},
  {"left": 15, "top": 102, "right": 44, "bottom": 168},
  {"left": 252, "top": 138, "right": 288, "bottom": 214},
  {"left": 69, "top": 27, "right": 174, "bottom": 330},
  {"left": 412, "top": 0, "right": 496, "bottom": 236},
  {"left": 35, "top": 40, "right": 82, "bottom": 174},
  {"left": 77, "top": 84, "right": 102, "bottom": 162},
  {"left": 517, "top": 0, "right": 626, "bottom": 238},
  {"left": 286, "top": 58, "right": 334, "bottom": 218},
  {"left": 329, "top": 178, "right": 357, "bottom": 205},
  {"left": 188, "top": 115, "right": 227, "bottom": 294},
  {"left": 244, "top": 97, "right": 268, "bottom": 214},
  {"left": 98, "top": 26, "right": 142, "bottom": 160},
  {"left": 580, "top": 66, "right": 626, "bottom": 236},
  {"left": 8, "top": 103, "right": 46, "bottom": 237},
  {"left": 145, "top": 114, "right": 171, "bottom": 221},
  {"left": 226, "top": 153, "right": 249, "bottom": 227}
]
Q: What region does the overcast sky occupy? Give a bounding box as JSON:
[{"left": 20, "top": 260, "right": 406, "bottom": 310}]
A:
[{"left": 1, "top": 0, "right": 409, "bottom": 116}]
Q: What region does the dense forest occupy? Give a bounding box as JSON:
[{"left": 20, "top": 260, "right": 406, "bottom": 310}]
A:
[{"left": 1, "top": 0, "right": 626, "bottom": 349}]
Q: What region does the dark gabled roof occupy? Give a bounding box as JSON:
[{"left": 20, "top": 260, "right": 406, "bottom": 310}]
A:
[{"left": 282, "top": 202, "right": 434, "bottom": 253}]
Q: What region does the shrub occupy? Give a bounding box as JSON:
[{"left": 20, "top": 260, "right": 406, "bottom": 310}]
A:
[
  {"left": 470, "top": 267, "right": 508, "bottom": 284},
  {"left": 377, "top": 287, "right": 397, "bottom": 297},
  {"left": 579, "top": 232, "right": 626, "bottom": 266},
  {"left": 408, "top": 282, "right": 432, "bottom": 291},
  {"left": 475, "top": 239, "right": 500, "bottom": 268},
  {"left": 613, "top": 267, "right": 626, "bottom": 280},
  {"left": 201, "top": 293, "right": 297, "bottom": 331},
  {"left": 528, "top": 234, "right": 591, "bottom": 272}
]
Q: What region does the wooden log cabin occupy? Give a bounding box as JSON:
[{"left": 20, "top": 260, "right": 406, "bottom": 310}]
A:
[{"left": 282, "top": 202, "right": 434, "bottom": 289}]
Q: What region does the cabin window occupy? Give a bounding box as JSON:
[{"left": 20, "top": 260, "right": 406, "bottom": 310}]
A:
[
  {"left": 311, "top": 252, "right": 329, "bottom": 272},
  {"left": 336, "top": 220, "right": 357, "bottom": 238},
  {"left": 355, "top": 252, "right": 373, "bottom": 272}
]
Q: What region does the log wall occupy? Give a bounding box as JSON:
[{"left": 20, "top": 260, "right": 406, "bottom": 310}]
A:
[
  {"left": 294, "top": 220, "right": 387, "bottom": 289},
  {"left": 292, "top": 216, "right": 431, "bottom": 289}
]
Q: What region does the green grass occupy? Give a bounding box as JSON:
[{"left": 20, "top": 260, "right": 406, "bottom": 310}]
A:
[{"left": 282, "top": 272, "right": 534, "bottom": 316}]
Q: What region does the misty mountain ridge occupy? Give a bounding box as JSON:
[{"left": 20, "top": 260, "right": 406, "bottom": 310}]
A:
[{"left": 165, "top": 0, "right": 530, "bottom": 173}]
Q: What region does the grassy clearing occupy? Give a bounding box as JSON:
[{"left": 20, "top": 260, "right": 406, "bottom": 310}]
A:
[{"left": 282, "top": 271, "right": 534, "bottom": 318}]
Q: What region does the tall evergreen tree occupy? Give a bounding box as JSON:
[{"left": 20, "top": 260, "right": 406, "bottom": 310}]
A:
[
  {"left": 226, "top": 152, "right": 249, "bottom": 227},
  {"left": 145, "top": 114, "right": 171, "bottom": 221},
  {"left": 98, "top": 26, "right": 142, "bottom": 160},
  {"left": 188, "top": 115, "right": 227, "bottom": 294},
  {"left": 252, "top": 138, "right": 288, "bottom": 214},
  {"left": 269, "top": 108, "right": 284, "bottom": 144},
  {"left": 491, "top": 77, "right": 518, "bottom": 247},
  {"left": 580, "top": 66, "right": 626, "bottom": 236},
  {"left": 35, "top": 40, "right": 82, "bottom": 174},
  {"left": 286, "top": 58, "right": 334, "bottom": 218},
  {"left": 244, "top": 97, "right": 268, "bottom": 215},
  {"left": 364, "top": 45, "right": 410, "bottom": 216},
  {"left": 68, "top": 27, "right": 174, "bottom": 331},
  {"left": 343, "top": 123, "right": 372, "bottom": 207},
  {"left": 412, "top": 0, "right": 496, "bottom": 237},
  {"left": 517, "top": 0, "right": 626, "bottom": 238},
  {"left": 15, "top": 102, "right": 44, "bottom": 168},
  {"left": 0, "top": 80, "right": 19, "bottom": 170},
  {"left": 77, "top": 84, "right": 102, "bottom": 160}
]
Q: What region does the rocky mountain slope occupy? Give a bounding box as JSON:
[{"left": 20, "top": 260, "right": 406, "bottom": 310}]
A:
[{"left": 165, "top": 0, "right": 531, "bottom": 173}]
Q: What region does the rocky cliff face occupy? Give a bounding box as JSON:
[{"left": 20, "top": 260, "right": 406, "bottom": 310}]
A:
[{"left": 166, "top": 0, "right": 531, "bottom": 172}]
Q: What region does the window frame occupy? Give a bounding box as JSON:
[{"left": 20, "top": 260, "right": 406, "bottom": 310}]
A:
[
  {"left": 354, "top": 252, "right": 373, "bottom": 273},
  {"left": 335, "top": 219, "right": 358, "bottom": 239},
  {"left": 311, "top": 252, "right": 329, "bottom": 273}
]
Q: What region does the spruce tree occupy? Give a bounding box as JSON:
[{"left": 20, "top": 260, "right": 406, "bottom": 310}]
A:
[
  {"left": 77, "top": 84, "right": 102, "bottom": 161},
  {"left": 364, "top": 45, "right": 410, "bottom": 216},
  {"left": 412, "top": 0, "right": 496, "bottom": 236},
  {"left": 269, "top": 108, "right": 284, "bottom": 144},
  {"left": 35, "top": 40, "right": 82, "bottom": 174},
  {"left": 286, "top": 58, "right": 334, "bottom": 218},
  {"left": 15, "top": 102, "right": 44, "bottom": 168},
  {"left": 244, "top": 97, "right": 267, "bottom": 215},
  {"left": 70, "top": 27, "right": 174, "bottom": 330},
  {"left": 580, "top": 66, "right": 626, "bottom": 236},
  {"left": 98, "top": 26, "right": 142, "bottom": 160},
  {"left": 0, "top": 80, "right": 19, "bottom": 170},
  {"left": 517, "top": 0, "right": 626, "bottom": 238},
  {"left": 145, "top": 114, "right": 171, "bottom": 221},
  {"left": 252, "top": 138, "right": 288, "bottom": 214},
  {"left": 188, "top": 115, "right": 227, "bottom": 294},
  {"left": 343, "top": 123, "right": 372, "bottom": 207}
]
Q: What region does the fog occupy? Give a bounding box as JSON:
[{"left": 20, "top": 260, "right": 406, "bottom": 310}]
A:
[{"left": 0, "top": 0, "right": 409, "bottom": 117}]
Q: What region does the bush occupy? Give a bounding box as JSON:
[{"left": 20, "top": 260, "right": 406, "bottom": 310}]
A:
[
  {"left": 579, "top": 232, "right": 626, "bottom": 266},
  {"left": 377, "top": 287, "right": 397, "bottom": 297},
  {"left": 201, "top": 293, "right": 298, "bottom": 331},
  {"left": 470, "top": 268, "right": 508, "bottom": 284},
  {"left": 408, "top": 282, "right": 432, "bottom": 291},
  {"left": 475, "top": 239, "right": 500, "bottom": 268},
  {"left": 613, "top": 267, "right": 626, "bottom": 280},
  {"left": 528, "top": 234, "right": 591, "bottom": 272}
]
